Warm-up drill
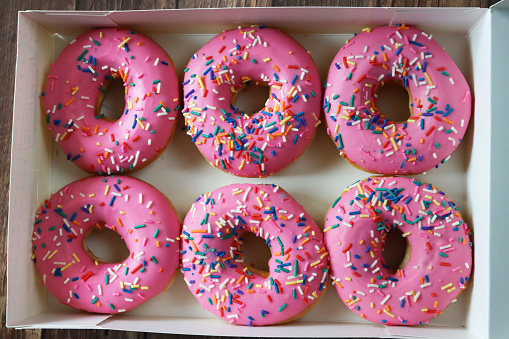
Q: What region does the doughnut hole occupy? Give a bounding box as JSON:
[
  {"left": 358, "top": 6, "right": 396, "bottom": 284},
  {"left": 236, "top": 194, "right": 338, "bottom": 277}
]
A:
[
  {"left": 83, "top": 224, "right": 130, "bottom": 263},
  {"left": 231, "top": 82, "right": 270, "bottom": 118},
  {"left": 240, "top": 231, "right": 271, "bottom": 277},
  {"left": 374, "top": 82, "right": 412, "bottom": 123},
  {"left": 96, "top": 77, "right": 125, "bottom": 121},
  {"left": 381, "top": 227, "right": 411, "bottom": 273}
]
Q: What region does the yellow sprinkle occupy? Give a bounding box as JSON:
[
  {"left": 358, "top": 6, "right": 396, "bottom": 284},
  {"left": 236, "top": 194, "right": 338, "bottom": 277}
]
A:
[
  {"left": 60, "top": 262, "right": 72, "bottom": 271},
  {"left": 243, "top": 51, "right": 248, "bottom": 60},
  {"left": 324, "top": 227, "right": 332, "bottom": 233},
  {"left": 256, "top": 196, "right": 263, "bottom": 207},
  {"left": 402, "top": 232, "right": 411, "bottom": 237},
  {"left": 345, "top": 277, "right": 352, "bottom": 281},
  {"left": 285, "top": 280, "right": 304, "bottom": 285},
  {"left": 391, "top": 137, "right": 399, "bottom": 151},
  {"left": 280, "top": 116, "right": 292, "bottom": 125},
  {"left": 238, "top": 159, "right": 245, "bottom": 170},
  {"left": 48, "top": 250, "right": 58, "bottom": 259},
  {"left": 118, "top": 37, "right": 131, "bottom": 48},
  {"left": 384, "top": 309, "right": 395, "bottom": 317},
  {"left": 357, "top": 182, "right": 364, "bottom": 195},
  {"left": 263, "top": 57, "right": 271, "bottom": 62},
  {"left": 72, "top": 253, "right": 81, "bottom": 263},
  {"left": 320, "top": 252, "right": 328, "bottom": 260},
  {"left": 441, "top": 283, "right": 453, "bottom": 290},
  {"left": 104, "top": 185, "right": 110, "bottom": 196},
  {"left": 424, "top": 72, "right": 434, "bottom": 86},
  {"left": 136, "top": 118, "right": 145, "bottom": 130},
  {"left": 447, "top": 287, "right": 456, "bottom": 293},
  {"left": 348, "top": 298, "right": 361, "bottom": 306},
  {"left": 232, "top": 189, "right": 244, "bottom": 195}
]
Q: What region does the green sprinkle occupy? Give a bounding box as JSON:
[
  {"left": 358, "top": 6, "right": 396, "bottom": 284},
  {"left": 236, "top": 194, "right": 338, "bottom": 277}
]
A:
[
  {"left": 278, "top": 303, "right": 287, "bottom": 312},
  {"left": 332, "top": 196, "right": 342, "bottom": 208},
  {"left": 92, "top": 297, "right": 98, "bottom": 304},
  {"left": 134, "top": 224, "right": 145, "bottom": 229},
  {"left": 205, "top": 59, "right": 214, "bottom": 66},
  {"left": 109, "top": 303, "right": 115, "bottom": 310},
  {"left": 77, "top": 49, "right": 88, "bottom": 61},
  {"left": 208, "top": 298, "right": 213, "bottom": 305},
  {"left": 105, "top": 273, "right": 109, "bottom": 285},
  {"left": 251, "top": 59, "right": 257, "bottom": 63},
  {"left": 92, "top": 40, "right": 100, "bottom": 46},
  {"left": 439, "top": 252, "right": 447, "bottom": 257},
  {"left": 151, "top": 256, "right": 157, "bottom": 264},
  {"left": 153, "top": 229, "right": 159, "bottom": 238},
  {"left": 152, "top": 80, "right": 161, "bottom": 84}
]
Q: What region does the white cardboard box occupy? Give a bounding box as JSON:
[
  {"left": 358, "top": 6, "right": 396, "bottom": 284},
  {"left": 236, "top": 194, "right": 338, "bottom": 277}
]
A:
[{"left": 7, "top": 3, "right": 509, "bottom": 338}]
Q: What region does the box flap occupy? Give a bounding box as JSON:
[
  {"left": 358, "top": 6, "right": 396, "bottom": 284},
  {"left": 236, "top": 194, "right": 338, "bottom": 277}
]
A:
[
  {"left": 489, "top": 3, "right": 509, "bottom": 338},
  {"left": 98, "top": 316, "right": 390, "bottom": 337},
  {"left": 386, "top": 325, "right": 480, "bottom": 339},
  {"left": 10, "top": 311, "right": 110, "bottom": 329},
  {"left": 491, "top": 0, "right": 509, "bottom": 10}
]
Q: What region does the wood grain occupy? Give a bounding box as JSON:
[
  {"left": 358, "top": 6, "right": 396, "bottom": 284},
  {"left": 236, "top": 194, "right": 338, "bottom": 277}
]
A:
[{"left": 0, "top": 0, "right": 497, "bottom": 339}]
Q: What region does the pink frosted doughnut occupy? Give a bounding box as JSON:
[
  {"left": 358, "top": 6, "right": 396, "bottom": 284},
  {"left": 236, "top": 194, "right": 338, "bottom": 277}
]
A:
[
  {"left": 182, "top": 26, "right": 322, "bottom": 177},
  {"left": 42, "top": 28, "right": 179, "bottom": 174},
  {"left": 31, "top": 176, "right": 181, "bottom": 313},
  {"left": 323, "top": 25, "right": 471, "bottom": 174},
  {"left": 323, "top": 176, "right": 472, "bottom": 325},
  {"left": 180, "top": 183, "right": 329, "bottom": 326}
]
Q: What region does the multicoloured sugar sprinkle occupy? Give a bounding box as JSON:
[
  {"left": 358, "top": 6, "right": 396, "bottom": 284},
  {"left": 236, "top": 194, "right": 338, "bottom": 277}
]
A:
[
  {"left": 31, "top": 176, "right": 181, "bottom": 313},
  {"left": 323, "top": 25, "right": 471, "bottom": 174},
  {"left": 324, "top": 176, "right": 472, "bottom": 325},
  {"left": 182, "top": 26, "right": 322, "bottom": 178},
  {"left": 41, "top": 28, "right": 179, "bottom": 174},
  {"left": 180, "top": 183, "right": 329, "bottom": 325}
]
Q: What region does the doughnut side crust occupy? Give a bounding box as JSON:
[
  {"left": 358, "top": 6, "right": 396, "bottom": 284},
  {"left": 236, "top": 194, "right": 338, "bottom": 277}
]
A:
[
  {"left": 180, "top": 183, "right": 329, "bottom": 326},
  {"left": 324, "top": 25, "right": 471, "bottom": 174},
  {"left": 324, "top": 176, "right": 472, "bottom": 325},
  {"left": 182, "top": 26, "right": 322, "bottom": 178},
  {"left": 42, "top": 28, "right": 179, "bottom": 174},
  {"left": 31, "top": 176, "right": 181, "bottom": 313}
]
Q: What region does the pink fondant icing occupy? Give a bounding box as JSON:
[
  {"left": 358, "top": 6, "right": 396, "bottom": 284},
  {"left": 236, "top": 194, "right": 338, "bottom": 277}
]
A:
[
  {"left": 180, "top": 183, "right": 329, "bottom": 325},
  {"left": 31, "top": 176, "right": 180, "bottom": 313},
  {"left": 182, "top": 27, "right": 322, "bottom": 177},
  {"left": 324, "top": 25, "right": 471, "bottom": 174},
  {"left": 324, "top": 176, "right": 472, "bottom": 325},
  {"left": 42, "top": 28, "right": 179, "bottom": 174}
]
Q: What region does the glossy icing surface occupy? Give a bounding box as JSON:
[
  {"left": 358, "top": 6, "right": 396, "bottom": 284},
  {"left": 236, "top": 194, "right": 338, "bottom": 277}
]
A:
[
  {"left": 182, "top": 27, "right": 322, "bottom": 177},
  {"left": 42, "top": 28, "right": 179, "bottom": 174},
  {"left": 180, "top": 183, "right": 329, "bottom": 325},
  {"left": 31, "top": 176, "right": 181, "bottom": 313},
  {"left": 324, "top": 176, "right": 472, "bottom": 325},
  {"left": 324, "top": 25, "right": 471, "bottom": 174}
]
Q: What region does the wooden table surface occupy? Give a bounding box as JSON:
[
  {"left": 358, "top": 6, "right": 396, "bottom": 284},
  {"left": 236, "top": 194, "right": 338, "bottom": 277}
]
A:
[{"left": 0, "top": 1, "right": 497, "bottom": 338}]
